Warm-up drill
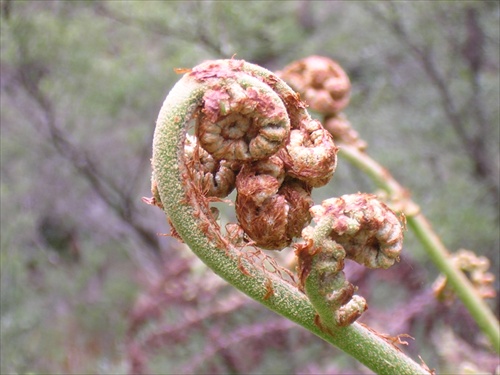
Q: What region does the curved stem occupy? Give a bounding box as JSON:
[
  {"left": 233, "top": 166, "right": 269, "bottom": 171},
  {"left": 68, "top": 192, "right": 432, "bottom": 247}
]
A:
[
  {"left": 339, "top": 144, "right": 500, "bottom": 353},
  {"left": 151, "top": 60, "right": 431, "bottom": 374}
]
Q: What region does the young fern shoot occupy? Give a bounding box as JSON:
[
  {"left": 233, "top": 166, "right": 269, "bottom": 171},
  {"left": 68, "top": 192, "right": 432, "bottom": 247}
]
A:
[{"left": 147, "top": 58, "right": 432, "bottom": 374}]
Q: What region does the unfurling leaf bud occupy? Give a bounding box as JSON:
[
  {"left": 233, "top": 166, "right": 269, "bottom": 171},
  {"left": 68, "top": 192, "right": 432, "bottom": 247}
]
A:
[
  {"left": 310, "top": 193, "right": 403, "bottom": 269},
  {"left": 196, "top": 81, "right": 290, "bottom": 161}
]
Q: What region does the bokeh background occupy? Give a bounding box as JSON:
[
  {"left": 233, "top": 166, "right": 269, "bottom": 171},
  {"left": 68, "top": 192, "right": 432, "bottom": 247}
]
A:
[{"left": 1, "top": 1, "right": 499, "bottom": 374}]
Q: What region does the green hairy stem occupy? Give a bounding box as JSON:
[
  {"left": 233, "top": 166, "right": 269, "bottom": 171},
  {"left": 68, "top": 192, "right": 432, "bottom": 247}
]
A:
[{"left": 151, "top": 60, "right": 431, "bottom": 374}]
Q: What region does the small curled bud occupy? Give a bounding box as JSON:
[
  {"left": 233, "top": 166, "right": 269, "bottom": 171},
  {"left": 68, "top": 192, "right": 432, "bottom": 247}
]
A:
[
  {"left": 310, "top": 193, "right": 403, "bottom": 269},
  {"left": 235, "top": 162, "right": 313, "bottom": 250},
  {"left": 433, "top": 249, "right": 496, "bottom": 301},
  {"left": 197, "top": 81, "right": 290, "bottom": 161},
  {"left": 277, "top": 56, "right": 351, "bottom": 115},
  {"left": 250, "top": 154, "right": 286, "bottom": 186},
  {"left": 184, "top": 135, "right": 239, "bottom": 198},
  {"left": 280, "top": 119, "right": 338, "bottom": 187},
  {"left": 235, "top": 163, "right": 287, "bottom": 250}
]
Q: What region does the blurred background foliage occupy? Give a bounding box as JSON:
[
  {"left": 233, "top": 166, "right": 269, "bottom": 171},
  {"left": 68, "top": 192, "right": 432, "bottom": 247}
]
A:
[{"left": 1, "top": 1, "right": 498, "bottom": 374}]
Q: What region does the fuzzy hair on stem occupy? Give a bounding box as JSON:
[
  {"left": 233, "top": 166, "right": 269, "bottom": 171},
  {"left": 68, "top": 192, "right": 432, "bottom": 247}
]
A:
[{"left": 150, "top": 59, "right": 432, "bottom": 374}]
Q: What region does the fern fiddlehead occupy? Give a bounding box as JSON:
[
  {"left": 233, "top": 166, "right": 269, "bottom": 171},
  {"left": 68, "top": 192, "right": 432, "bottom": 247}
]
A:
[{"left": 148, "top": 58, "right": 432, "bottom": 374}]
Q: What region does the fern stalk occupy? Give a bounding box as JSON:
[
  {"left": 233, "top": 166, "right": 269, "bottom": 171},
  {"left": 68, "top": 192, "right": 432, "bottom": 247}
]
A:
[{"left": 151, "top": 60, "right": 431, "bottom": 374}]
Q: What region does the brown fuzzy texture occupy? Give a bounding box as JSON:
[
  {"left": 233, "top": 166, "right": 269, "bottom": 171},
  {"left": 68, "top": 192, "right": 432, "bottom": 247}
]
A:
[
  {"left": 295, "top": 239, "right": 316, "bottom": 290},
  {"left": 278, "top": 179, "right": 313, "bottom": 239},
  {"left": 277, "top": 56, "right": 351, "bottom": 115},
  {"left": 184, "top": 135, "right": 239, "bottom": 198},
  {"left": 235, "top": 162, "right": 313, "bottom": 250}
]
